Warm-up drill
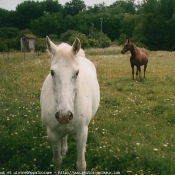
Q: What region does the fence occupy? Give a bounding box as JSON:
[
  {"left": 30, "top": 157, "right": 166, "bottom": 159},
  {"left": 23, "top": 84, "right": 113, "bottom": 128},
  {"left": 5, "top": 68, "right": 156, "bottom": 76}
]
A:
[{"left": 0, "top": 51, "right": 45, "bottom": 59}]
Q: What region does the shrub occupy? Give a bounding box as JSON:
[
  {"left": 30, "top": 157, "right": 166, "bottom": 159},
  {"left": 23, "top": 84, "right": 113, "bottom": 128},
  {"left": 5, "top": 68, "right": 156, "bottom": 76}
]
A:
[
  {"left": 60, "top": 30, "right": 77, "bottom": 42},
  {"left": 99, "top": 33, "right": 112, "bottom": 48},
  {"left": 0, "top": 40, "right": 8, "bottom": 51},
  {"left": 60, "top": 30, "right": 112, "bottom": 48},
  {"left": 35, "top": 38, "right": 46, "bottom": 52},
  {"left": 118, "top": 33, "right": 127, "bottom": 45}
]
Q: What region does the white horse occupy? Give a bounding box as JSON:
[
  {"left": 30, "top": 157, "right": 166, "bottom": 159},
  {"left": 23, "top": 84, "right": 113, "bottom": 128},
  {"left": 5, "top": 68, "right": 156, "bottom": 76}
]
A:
[{"left": 40, "top": 37, "right": 100, "bottom": 174}]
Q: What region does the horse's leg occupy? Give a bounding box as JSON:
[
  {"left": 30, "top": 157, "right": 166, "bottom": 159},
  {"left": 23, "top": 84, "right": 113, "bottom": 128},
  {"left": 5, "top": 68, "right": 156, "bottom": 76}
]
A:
[
  {"left": 131, "top": 65, "right": 134, "bottom": 79},
  {"left": 52, "top": 142, "right": 62, "bottom": 175},
  {"left": 47, "top": 128, "right": 62, "bottom": 175},
  {"left": 61, "top": 135, "right": 68, "bottom": 158},
  {"left": 136, "top": 66, "right": 139, "bottom": 79},
  {"left": 75, "top": 127, "right": 88, "bottom": 174},
  {"left": 144, "top": 64, "right": 147, "bottom": 78},
  {"left": 138, "top": 66, "right": 141, "bottom": 78}
]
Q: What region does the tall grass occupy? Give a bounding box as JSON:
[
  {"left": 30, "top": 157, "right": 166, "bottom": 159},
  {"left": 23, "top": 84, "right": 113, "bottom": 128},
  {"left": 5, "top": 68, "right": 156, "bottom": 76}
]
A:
[{"left": 0, "top": 48, "right": 175, "bottom": 175}]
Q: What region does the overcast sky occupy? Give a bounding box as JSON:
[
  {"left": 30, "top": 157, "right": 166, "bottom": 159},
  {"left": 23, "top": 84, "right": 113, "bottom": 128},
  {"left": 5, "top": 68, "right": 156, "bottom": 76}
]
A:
[{"left": 0, "top": 0, "right": 140, "bottom": 11}]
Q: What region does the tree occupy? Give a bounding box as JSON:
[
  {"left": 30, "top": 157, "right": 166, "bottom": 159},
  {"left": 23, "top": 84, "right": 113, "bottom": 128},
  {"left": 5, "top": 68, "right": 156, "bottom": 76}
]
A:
[
  {"left": 15, "top": 0, "right": 62, "bottom": 29},
  {"left": 63, "top": 0, "right": 86, "bottom": 16},
  {"left": 0, "top": 27, "right": 20, "bottom": 50},
  {"left": 0, "top": 27, "right": 19, "bottom": 39},
  {"left": 159, "top": 0, "right": 175, "bottom": 20},
  {"left": 136, "top": 0, "right": 175, "bottom": 50},
  {"left": 165, "top": 15, "right": 175, "bottom": 50},
  {"left": 41, "top": 0, "right": 63, "bottom": 14},
  {"left": 139, "top": 13, "right": 167, "bottom": 50},
  {"left": 0, "top": 9, "right": 15, "bottom": 27},
  {"left": 87, "top": 3, "right": 108, "bottom": 13},
  {"left": 141, "top": 0, "right": 158, "bottom": 14},
  {"left": 1, "top": 0, "right": 175, "bottom": 50},
  {"left": 30, "top": 13, "right": 63, "bottom": 37},
  {"left": 100, "top": 13, "right": 124, "bottom": 41},
  {"left": 120, "top": 13, "right": 139, "bottom": 39},
  {"left": 15, "top": 1, "right": 44, "bottom": 29},
  {"left": 109, "top": 0, "right": 136, "bottom": 15}
]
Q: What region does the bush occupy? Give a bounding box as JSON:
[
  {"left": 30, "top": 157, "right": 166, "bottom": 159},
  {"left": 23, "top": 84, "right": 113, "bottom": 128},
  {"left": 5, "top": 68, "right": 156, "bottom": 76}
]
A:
[
  {"left": 0, "top": 27, "right": 20, "bottom": 39},
  {"left": 69, "top": 33, "right": 90, "bottom": 49},
  {"left": 35, "top": 38, "right": 46, "bottom": 52},
  {"left": 0, "top": 40, "right": 8, "bottom": 51},
  {"left": 60, "top": 30, "right": 112, "bottom": 48},
  {"left": 60, "top": 30, "right": 77, "bottom": 43},
  {"left": 118, "top": 33, "right": 127, "bottom": 45},
  {"left": 88, "top": 38, "right": 100, "bottom": 48},
  {"left": 99, "top": 33, "right": 112, "bottom": 48},
  {"left": 60, "top": 30, "right": 90, "bottom": 48}
]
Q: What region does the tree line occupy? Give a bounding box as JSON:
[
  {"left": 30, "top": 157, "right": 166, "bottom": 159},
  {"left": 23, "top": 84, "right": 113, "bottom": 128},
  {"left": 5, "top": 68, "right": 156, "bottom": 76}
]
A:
[{"left": 0, "top": 0, "right": 175, "bottom": 51}]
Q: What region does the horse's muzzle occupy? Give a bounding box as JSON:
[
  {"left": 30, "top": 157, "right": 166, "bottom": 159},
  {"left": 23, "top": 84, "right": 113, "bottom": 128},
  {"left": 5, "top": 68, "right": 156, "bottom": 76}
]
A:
[
  {"left": 55, "top": 110, "right": 73, "bottom": 124},
  {"left": 121, "top": 50, "right": 125, "bottom": 54}
]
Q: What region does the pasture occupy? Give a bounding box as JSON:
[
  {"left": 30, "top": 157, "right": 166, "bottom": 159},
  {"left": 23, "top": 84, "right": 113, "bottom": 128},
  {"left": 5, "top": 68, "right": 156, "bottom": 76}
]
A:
[{"left": 0, "top": 47, "right": 175, "bottom": 175}]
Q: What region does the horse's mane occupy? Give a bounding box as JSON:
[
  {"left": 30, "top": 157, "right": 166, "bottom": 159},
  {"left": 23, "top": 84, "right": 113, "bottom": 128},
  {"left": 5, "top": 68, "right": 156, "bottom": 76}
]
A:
[
  {"left": 48, "top": 42, "right": 85, "bottom": 60},
  {"left": 130, "top": 42, "right": 148, "bottom": 56},
  {"left": 77, "top": 48, "right": 85, "bottom": 57},
  {"left": 47, "top": 43, "right": 85, "bottom": 65}
]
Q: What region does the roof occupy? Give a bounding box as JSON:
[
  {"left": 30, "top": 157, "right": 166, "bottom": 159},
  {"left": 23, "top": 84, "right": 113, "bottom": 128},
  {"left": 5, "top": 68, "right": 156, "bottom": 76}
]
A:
[{"left": 23, "top": 34, "right": 36, "bottom": 39}]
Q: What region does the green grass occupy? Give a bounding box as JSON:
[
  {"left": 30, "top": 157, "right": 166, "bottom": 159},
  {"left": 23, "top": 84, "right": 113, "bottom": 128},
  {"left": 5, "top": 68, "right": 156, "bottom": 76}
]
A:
[{"left": 0, "top": 49, "right": 175, "bottom": 175}]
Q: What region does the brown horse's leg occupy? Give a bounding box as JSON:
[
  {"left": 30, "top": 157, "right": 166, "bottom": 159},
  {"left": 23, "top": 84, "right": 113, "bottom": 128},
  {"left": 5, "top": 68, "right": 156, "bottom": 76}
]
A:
[
  {"left": 131, "top": 65, "right": 134, "bottom": 79},
  {"left": 136, "top": 66, "right": 139, "bottom": 79},
  {"left": 136, "top": 66, "right": 141, "bottom": 78},
  {"left": 138, "top": 66, "right": 141, "bottom": 78}
]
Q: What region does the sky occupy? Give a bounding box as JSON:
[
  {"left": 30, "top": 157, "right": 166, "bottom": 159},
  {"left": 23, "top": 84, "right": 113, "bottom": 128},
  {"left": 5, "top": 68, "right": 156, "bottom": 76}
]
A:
[{"left": 0, "top": 0, "right": 140, "bottom": 11}]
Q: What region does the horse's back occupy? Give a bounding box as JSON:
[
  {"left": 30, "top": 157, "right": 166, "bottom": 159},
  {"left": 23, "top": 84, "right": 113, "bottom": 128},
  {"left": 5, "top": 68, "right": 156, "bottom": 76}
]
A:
[
  {"left": 136, "top": 49, "right": 148, "bottom": 65},
  {"left": 141, "top": 48, "right": 148, "bottom": 56}
]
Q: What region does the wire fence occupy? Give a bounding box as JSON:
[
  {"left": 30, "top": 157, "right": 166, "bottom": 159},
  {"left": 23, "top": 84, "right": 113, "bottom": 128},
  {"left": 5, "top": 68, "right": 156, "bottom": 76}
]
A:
[{"left": 0, "top": 51, "right": 46, "bottom": 59}]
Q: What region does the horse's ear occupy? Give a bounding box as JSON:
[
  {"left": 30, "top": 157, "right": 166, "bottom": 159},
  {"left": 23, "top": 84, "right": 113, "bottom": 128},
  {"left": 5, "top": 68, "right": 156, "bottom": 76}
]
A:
[
  {"left": 46, "top": 36, "right": 58, "bottom": 55},
  {"left": 127, "top": 38, "right": 130, "bottom": 43},
  {"left": 72, "top": 38, "right": 81, "bottom": 55}
]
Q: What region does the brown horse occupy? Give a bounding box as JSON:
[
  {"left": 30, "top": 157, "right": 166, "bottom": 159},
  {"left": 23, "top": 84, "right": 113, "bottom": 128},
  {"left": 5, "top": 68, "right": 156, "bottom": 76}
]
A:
[{"left": 121, "top": 39, "right": 148, "bottom": 79}]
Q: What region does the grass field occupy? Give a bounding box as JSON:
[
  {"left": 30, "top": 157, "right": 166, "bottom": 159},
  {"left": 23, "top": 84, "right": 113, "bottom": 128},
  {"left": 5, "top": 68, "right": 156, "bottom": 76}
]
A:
[{"left": 0, "top": 47, "right": 175, "bottom": 175}]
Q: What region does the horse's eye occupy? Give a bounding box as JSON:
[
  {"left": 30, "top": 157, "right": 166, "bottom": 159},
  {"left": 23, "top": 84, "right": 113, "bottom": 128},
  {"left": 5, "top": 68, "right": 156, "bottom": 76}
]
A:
[
  {"left": 51, "top": 70, "right": 55, "bottom": 76},
  {"left": 73, "top": 70, "right": 79, "bottom": 79}
]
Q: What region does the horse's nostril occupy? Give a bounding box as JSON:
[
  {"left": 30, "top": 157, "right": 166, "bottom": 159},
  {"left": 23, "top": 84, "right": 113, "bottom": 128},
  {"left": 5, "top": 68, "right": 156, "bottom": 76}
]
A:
[
  {"left": 68, "top": 112, "right": 73, "bottom": 120},
  {"left": 55, "top": 111, "right": 73, "bottom": 123},
  {"left": 55, "top": 111, "right": 60, "bottom": 120}
]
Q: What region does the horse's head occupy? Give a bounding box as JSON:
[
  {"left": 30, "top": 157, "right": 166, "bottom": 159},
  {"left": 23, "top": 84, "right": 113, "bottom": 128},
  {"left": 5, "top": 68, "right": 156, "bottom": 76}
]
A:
[
  {"left": 121, "top": 39, "right": 132, "bottom": 54},
  {"left": 46, "top": 36, "right": 83, "bottom": 124}
]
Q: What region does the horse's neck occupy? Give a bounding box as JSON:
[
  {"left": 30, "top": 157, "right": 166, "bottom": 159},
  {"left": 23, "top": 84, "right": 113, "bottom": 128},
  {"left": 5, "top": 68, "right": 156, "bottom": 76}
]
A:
[{"left": 130, "top": 44, "right": 139, "bottom": 56}]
